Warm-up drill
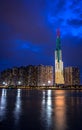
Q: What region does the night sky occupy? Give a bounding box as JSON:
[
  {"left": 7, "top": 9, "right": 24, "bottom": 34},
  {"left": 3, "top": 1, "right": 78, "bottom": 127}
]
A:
[{"left": 0, "top": 0, "right": 82, "bottom": 81}]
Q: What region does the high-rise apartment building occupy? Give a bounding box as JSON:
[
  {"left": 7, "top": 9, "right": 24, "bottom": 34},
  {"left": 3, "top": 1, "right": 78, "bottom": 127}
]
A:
[
  {"left": 64, "top": 67, "right": 80, "bottom": 85},
  {"left": 27, "top": 65, "right": 37, "bottom": 86},
  {"left": 55, "top": 29, "right": 64, "bottom": 85},
  {"left": 37, "top": 65, "right": 53, "bottom": 86},
  {"left": 1, "top": 65, "right": 54, "bottom": 87}
]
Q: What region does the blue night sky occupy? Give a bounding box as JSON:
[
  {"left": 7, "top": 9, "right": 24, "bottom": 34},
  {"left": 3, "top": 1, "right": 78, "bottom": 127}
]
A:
[{"left": 0, "top": 0, "right": 82, "bottom": 81}]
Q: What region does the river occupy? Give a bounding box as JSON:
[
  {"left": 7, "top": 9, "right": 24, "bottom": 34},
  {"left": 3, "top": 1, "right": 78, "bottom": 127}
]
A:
[{"left": 0, "top": 89, "right": 82, "bottom": 130}]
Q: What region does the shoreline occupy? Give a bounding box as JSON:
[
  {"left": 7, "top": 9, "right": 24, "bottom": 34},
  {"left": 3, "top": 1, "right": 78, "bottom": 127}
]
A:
[{"left": 0, "top": 86, "right": 82, "bottom": 90}]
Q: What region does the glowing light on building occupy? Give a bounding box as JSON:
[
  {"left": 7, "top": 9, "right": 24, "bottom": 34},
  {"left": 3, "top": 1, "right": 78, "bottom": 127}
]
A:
[
  {"left": 2, "top": 82, "right": 7, "bottom": 86},
  {"left": 18, "top": 81, "right": 21, "bottom": 85}
]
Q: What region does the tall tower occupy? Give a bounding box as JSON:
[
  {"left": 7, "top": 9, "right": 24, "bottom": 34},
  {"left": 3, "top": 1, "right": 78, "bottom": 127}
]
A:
[{"left": 55, "top": 29, "right": 64, "bottom": 85}]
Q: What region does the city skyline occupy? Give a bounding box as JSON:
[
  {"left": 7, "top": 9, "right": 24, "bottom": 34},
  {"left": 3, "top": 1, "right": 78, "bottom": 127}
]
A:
[{"left": 0, "top": 0, "right": 82, "bottom": 82}]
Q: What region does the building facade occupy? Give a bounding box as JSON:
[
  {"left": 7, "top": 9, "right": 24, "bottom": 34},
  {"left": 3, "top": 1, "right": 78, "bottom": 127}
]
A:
[
  {"left": 64, "top": 67, "right": 80, "bottom": 85},
  {"left": 37, "top": 65, "right": 53, "bottom": 86},
  {"left": 55, "top": 29, "right": 64, "bottom": 85},
  {"left": 0, "top": 65, "right": 54, "bottom": 87}
]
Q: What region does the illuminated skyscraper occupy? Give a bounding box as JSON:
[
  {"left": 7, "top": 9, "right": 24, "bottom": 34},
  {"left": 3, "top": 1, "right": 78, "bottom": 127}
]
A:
[{"left": 55, "top": 29, "right": 64, "bottom": 85}]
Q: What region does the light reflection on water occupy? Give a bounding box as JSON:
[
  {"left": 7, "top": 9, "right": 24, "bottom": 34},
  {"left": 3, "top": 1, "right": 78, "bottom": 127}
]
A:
[
  {"left": 0, "top": 89, "right": 7, "bottom": 121},
  {"left": 46, "top": 90, "right": 52, "bottom": 126},
  {"left": 14, "top": 89, "right": 21, "bottom": 124},
  {"left": 41, "top": 90, "right": 52, "bottom": 129},
  {"left": 0, "top": 89, "right": 82, "bottom": 130},
  {"left": 54, "top": 90, "right": 67, "bottom": 130}
]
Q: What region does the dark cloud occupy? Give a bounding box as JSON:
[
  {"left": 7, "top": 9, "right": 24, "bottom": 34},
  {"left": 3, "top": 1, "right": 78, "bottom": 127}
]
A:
[
  {"left": 70, "top": 0, "right": 81, "bottom": 9},
  {"left": 56, "top": 0, "right": 66, "bottom": 13},
  {"left": 79, "top": 13, "right": 82, "bottom": 18},
  {"left": 67, "top": 19, "right": 82, "bottom": 27},
  {"left": 73, "top": 8, "right": 81, "bottom": 14}
]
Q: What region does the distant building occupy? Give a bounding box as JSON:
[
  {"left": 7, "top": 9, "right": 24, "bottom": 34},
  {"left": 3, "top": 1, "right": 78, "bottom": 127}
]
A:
[
  {"left": 37, "top": 65, "right": 53, "bottom": 86},
  {"left": 1, "top": 69, "right": 12, "bottom": 86},
  {"left": 0, "top": 65, "right": 54, "bottom": 87},
  {"left": 64, "top": 67, "right": 80, "bottom": 85},
  {"left": 27, "top": 65, "right": 37, "bottom": 86},
  {"left": 18, "top": 66, "right": 26, "bottom": 86},
  {"left": 12, "top": 67, "right": 19, "bottom": 86}
]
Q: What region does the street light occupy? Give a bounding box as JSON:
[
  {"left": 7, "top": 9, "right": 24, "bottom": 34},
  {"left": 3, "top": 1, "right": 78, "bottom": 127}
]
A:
[
  {"left": 3, "top": 82, "right": 5, "bottom": 85},
  {"left": 48, "top": 80, "right": 51, "bottom": 84},
  {"left": 5, "top": 83, "right": 8, "bottom": 86},
  {"left": 2, "top": 82, "right": 7, "bottom": 86},
  {"left": 43, "top": 84, "right": 45, "bottom": 86},
  {"left": 18, "top": 81, "right": 21, "bottom": 85},
  {"left": 48, "top": 80, "right": 51, "bottom": 86}
]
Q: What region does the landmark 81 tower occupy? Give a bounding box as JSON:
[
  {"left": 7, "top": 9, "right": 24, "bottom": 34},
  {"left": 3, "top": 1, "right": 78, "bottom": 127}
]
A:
[{"left": 55, "top": 29, "right": 64, "bottom": 85}]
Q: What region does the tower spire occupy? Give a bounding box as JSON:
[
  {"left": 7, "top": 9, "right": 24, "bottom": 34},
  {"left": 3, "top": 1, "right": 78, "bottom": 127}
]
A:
[{"left": 56, "top": 28, "right": 60, "bottom": 37}]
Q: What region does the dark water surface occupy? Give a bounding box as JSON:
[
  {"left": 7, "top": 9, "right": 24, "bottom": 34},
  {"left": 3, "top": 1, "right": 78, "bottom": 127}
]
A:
[{"left": 0, "top": 89, "right": 82, "bottom": 130}]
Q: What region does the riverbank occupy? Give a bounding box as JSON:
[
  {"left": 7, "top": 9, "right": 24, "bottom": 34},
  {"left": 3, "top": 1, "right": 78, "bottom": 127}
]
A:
[{"left": 0, "top": 85, "right": 82, "bottom": 90}]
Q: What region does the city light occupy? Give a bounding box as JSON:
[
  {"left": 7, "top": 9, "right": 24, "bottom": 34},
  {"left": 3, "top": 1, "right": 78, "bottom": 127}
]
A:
[
  {"left": 48, "top": 80, "right": 51, "bottom": 84},
  {"left": 2, "top": 82, "right": 7, "bottom": 86},
  {"left": 2, "top": 82, "right": 5, "bottom": 85},
  {"left": 5, "top": 83, "right": 8, "bottom": 86},
  {"left": 18, "top": 81, "right": 21, "bottom": 85},
  {"left": 48, "top": 80, "right": 51, "bottom": 86}
]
